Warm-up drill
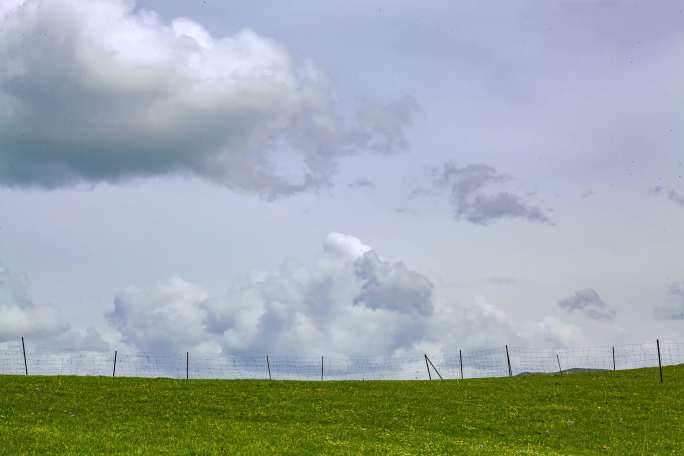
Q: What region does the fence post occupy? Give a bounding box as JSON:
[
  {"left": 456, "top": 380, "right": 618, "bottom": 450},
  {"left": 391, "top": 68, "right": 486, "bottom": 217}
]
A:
[
  {"left": 321, "top": 356, "right": 324, "bottom": 381},
  {"left": 612, "top": 346, "right": 616, "bottom": 371},
  {"left": 505, "top": 345, "right": 512, "bottom": 377},
  {"left": 21, "top": 336, "right": 28, "bottom": 376},
  {"left": 112, "top": 350, "right": 117, "bottom": 378},
  {"left": 186, "top": 352, "right": 189, "bottom": 380},
  {"left": 556, "top": 353, "right": 562, "bottom": 376},
  {"left": 266, "top": 355, "right": 272, "bottom": 381},
  {"left": 657, "top": 339, "right": 663, "bottom": 384},
  {"left": 424, "top": 354, "right": 432, "bottom": 380},
  {"left": 425, "top": 354, "right": 443, "bottom": 380},
  {"left": 459, "top": 349, "right": 464, "bottom": 380}
]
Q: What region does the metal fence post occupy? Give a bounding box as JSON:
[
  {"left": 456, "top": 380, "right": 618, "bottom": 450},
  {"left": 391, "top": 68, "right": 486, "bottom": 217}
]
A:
[
  {"left": 186, "top": 352, "right": 189, "bottom": 380},
  {"left": 321, "top": 356, "right": 324, "bottom": 381},
  {"left": 612, "top": 346, "right": 616, "bottom": 371},
  {"left": 112, "top": 350, "right": 117, "bottom": 377},
  {"left": 505, "top": 345, "right": 512, "bottom": 377},
  {"left": 459, "top": 349, "right": 464, "bottom": 380},
  {"left": 21, "top": 337, "right": 28, "bottom": 376},
  {"left": 556, "top": 353, "right": 562, "bottom": 376},
  {"left": 657, "top": 339, "right": 663, "bottom": 384}
]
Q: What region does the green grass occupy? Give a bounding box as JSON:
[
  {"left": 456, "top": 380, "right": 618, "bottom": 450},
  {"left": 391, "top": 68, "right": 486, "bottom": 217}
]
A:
[{"left": 0, "top": 367, "right": 682, "bottom": 455}]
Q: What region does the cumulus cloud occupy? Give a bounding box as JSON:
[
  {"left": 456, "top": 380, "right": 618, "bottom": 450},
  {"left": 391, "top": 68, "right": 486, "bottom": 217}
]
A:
[
  {"left": 653, "top": 185, "right": 684, "bottom": 207},
  {"left": 654, "top": 281, "right": 684, "bottom": 320},
  {"left": 558, "top": 288, "right": 616, "bottom": 320},
  {"left": 0, "top": 263, "right": 67, "bottom": 341},
  {"left": 0, "top": 0, "right": 417, "bottom": 197},
  {"left": 427, "top": 162, "right": 551, "bottom": 225},
  {"left": 106, "top": 232, "right": 579, "bottom": 356}
]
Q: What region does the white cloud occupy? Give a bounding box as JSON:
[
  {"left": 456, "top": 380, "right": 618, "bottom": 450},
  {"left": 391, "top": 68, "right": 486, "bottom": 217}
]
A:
[
  {"left": 105, "top": 232, "right": 581, "bottom": 356},
  {"left": 0, "top": 0, "right": 417, "bottom": 196}
]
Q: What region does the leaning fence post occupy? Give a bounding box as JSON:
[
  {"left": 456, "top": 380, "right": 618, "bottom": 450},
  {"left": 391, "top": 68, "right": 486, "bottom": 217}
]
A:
[
  {"left": 612, "top": 346, "right": 616, "bottom": 371},
  {"left": 321, "top": 356, "right": 324, "bottom": 381},
  {"left": 556, "top": 353, "right": 562, "bottom": 376},
  {"left": 424, "top": 354, "right": 432, "bottom": 380},
  {"left": 21, "top": 337, "right": 28, "bottom": 376},
  {"left": 459, "top": 349, "right": 464, "bottom": 380},
  {"left": 425, "top": 354, "right": 443, "bottom": 380},
  {"left": 266, "top": 355, "right": 272, "bottom": 381},
  {"left": 186, "top": 352, "right": 189, "bottom": 380},
  {"left": 657, "top": 339, "right": 663, "bottom": 384},
  {"left": 112, "top": 350, "right": 117, "bottom": 377},
  {"left": 505, "top": 345, "right": 512, "bottom": 377}
]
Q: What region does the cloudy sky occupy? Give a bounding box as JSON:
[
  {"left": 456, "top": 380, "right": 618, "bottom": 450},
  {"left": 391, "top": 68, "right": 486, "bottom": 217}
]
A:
[{"left": 0, "top": 0, "right": 682, "bottom": 357}]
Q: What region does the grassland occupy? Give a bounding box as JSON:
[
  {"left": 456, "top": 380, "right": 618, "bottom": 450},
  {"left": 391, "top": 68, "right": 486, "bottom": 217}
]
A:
[{"left": 0, "top": 366, "right": 682, "bottom": 455}]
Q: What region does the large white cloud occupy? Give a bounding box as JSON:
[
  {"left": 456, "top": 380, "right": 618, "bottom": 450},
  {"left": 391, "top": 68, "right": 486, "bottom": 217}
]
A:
[
  {"left": 0, "top": 0, "right": 418, "bottom": 196},
  {"left": 106, "top": 232, "right": 581, "bottom": 357}
]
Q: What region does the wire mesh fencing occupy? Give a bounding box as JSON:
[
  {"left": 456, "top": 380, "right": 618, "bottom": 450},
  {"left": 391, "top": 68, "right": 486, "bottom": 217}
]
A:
[{"left": 1, "top": 338, "right": 682, "bottom": 381}]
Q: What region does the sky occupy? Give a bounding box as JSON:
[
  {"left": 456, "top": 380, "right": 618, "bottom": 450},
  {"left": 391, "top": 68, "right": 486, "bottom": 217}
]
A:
[{"left": 0, "top": 0, "right": 682, "bottom": 357}]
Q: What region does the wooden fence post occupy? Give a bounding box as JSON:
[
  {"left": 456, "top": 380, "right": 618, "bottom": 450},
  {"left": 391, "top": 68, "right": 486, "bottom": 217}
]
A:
[
  {"left": 657, "top": 339, "right": 663, "bottom": 384},
  {"left": 505, "top": 345, "right": 512, "bottom": 377},
  {"left": 186, "top": 352, "right": 189, "bottom": 380},
  {"left": 21, "top": 337, "right": 28, "bottom": 376},
  {"left": 425, "top": 355, "right": 443, "bottom": 380},
  {"left": 424, "top": 354, "right": 432, "bottom": 380},
  {"left": 266, "top": 355, "right": 272, "bottom": 381},
  {"left": 112, "top": 350, "right": 117, "bottom": 377}
]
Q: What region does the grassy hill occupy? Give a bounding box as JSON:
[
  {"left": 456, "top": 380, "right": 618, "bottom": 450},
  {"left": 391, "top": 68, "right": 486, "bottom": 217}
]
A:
[{"left": 0, "top": 366, "right": 682, "bottom": 455}]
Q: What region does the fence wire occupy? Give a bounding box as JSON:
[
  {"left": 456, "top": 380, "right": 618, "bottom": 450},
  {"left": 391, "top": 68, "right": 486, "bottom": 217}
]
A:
[{"left": 0, "top": 340, "right": 682, "bottom": 381}]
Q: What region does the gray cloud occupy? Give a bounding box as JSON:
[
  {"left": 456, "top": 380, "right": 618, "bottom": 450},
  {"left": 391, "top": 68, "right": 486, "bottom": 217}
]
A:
[
  {"left": 348, "top": 178, "right": 375, "bottom": 190},
  {"left": 653, "top": 186, "right": 684, "bottom": 207},
  {"left": 429, "top": 162, "right": 551, "bottom": 225},
  {"left": 558, "top": 289, "right": 616, "bottom": 320},
  {"left": 654, "top": 282, "right": 684, "bottom": 320},
  {"left": 354, "top": 251, "right": 433, "bottom": 317},
  {"left": 0, "top": 0, "right": 417, "bottom": 198}
]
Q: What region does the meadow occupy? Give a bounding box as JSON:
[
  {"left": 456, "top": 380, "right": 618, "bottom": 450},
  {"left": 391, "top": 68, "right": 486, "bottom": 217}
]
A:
[{"left": 0, "top": 366, "right": 682, "bottom": 455}]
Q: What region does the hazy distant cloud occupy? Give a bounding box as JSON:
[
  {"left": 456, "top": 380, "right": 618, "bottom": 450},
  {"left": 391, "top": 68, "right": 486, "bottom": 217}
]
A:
[
  {"left": 0, "top": 0, "right": 417, "bottom": 197},
  {"left": 653, "top": 186, "right": 684, "bottom": 207},
  {"left": 428, "top": 162, "right": 551, "bottom": 225},
  {"left": 654, "top": 282, "right": 684, "bottom": 320},
  {"left": 558, "top": 289, "right": 616, "bottom": 320},
  {"left": 348, "top": 178, "right": 375, "bottom": 190},
  {"left": 0, "top": 263, "right": 67, "bottom": 342}
]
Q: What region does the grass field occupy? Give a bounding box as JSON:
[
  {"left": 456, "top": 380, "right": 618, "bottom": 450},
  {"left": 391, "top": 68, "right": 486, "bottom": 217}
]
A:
[{"left": 0, "top": 367, "right": 682, "bottom": 455}]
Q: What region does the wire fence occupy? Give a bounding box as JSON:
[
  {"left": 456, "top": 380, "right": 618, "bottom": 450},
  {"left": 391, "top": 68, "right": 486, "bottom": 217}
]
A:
[{"left": 1, "top": 338, "right": 682, "bottom": 381}]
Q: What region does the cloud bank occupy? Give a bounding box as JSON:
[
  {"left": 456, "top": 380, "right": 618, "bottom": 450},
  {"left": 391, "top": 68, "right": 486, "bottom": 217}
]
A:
[
  {"left": 0, "top": 0, "right": 417, "bottom": 197},
  {"left": 558, "top": 288, "right": 616, "bottom": 320},
  {"left": 107, "top": 232, "right": 579, "bottom": 356}
]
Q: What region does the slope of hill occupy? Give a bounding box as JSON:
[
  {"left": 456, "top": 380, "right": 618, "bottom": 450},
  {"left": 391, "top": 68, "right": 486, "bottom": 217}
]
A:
[{"left": 0, "top": 366, "right": 682, "bottom": 454}]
